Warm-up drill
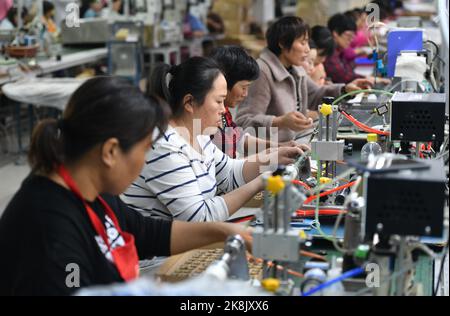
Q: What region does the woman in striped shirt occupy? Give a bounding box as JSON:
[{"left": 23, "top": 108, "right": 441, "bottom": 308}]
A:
[{"left": 122, "top": 57, "right": 303, "bottom": 222}]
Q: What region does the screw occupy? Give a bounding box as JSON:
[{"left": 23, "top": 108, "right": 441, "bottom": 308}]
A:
[
  {"left": 399, "top": 133, "right": 404, "bottom": 139},
  {"left": 377, "top": 223, "right": 384, "bottom": 231},
  {"left": 425, "top": 226, "right": 431, "bottom": 235},
  {"left": 432, "top": 134, "right": 436, "bottom": 140}
]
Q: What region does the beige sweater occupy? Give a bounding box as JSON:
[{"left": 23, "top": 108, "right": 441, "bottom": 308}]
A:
[{"left": 235, "top": 48, "right": 344, "bottom": 142}]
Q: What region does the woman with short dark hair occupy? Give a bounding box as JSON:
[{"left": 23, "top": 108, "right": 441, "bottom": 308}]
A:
[
  {"left": 235, "top": 16, "right": 372, "bottom": 142},
  {"left": 210, "top": 45, "right": 307, "bottom": 158}
]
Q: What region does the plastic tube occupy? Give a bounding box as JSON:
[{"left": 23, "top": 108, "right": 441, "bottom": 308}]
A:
[
  {"left": 301, "top": 267, "right": 365, "bottom": 296},
  {"left": 303, "top": 181, "right": 356, "bottom": 205}
]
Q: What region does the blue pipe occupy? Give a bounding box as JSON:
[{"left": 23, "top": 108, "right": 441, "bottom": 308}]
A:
[{"left": 302, "top": 267, "right": 365, "bottom": 296}]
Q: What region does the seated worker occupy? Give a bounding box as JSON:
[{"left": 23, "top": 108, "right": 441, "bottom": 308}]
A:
[
  {"left": 310, "top": 25, "right": 336, "bottom": 86},
  {"left": 209, "top": 46, "right": 308, "bottom": 158},
  {"left": 299, "top": 42, "right": 318, "bottom": 80},
  {"left": 235, "top": 16, "right": 373, "bottom": 143},
  {"left": 325, "top": 14, "right": 391, "bottom": 86},
  {"left": 122, "top": 57, "right": 302, "bottom": 222},
  {"left": 81, "top": 0, "right": 103, "bottom": 19},
  {"left": 323, "top": 13, "right": 364, "bottom": 84},
  {"left": 0, "top": 77, "right": 252, "bottom": 296},
  {"left": 42, "top": 1, "right": 57, "bottom": 34},
  {"left": 342, "top": 8, "right": 371, "bottom": 62},
  {"left": 0, "top": 5, "right": 28, "bottom": 30}
]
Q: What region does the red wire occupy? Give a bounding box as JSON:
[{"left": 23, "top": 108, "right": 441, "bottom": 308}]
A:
[
  {"left": 303, "top": 181, "right": 356, "bottom": 205},
  {"left": 229, "top": 215, "right": 255, "bottom": 223},
  {"left": 295, "top": 209, "right": 347, "bottom": 217},
  {"left": 292, "top": 179, "right": 311, "bottom": 190},
  {"left": 341, "top": 111, "right": 390, "bottom": 136}
]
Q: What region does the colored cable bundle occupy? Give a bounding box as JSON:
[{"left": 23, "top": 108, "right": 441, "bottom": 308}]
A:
[
  {"left": 303, "top": 181, "right": 356, "bottom": 205},
  {"left": 340, "top": 111, "right": 390, "bottom": 136}
]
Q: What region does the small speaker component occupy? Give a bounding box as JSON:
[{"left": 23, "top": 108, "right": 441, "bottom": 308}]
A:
[
  {"left": 363, "top": 159, "right": 446, "bottom": 238},
  {"left": 390, "top": 92, "right": 446, "bottom": 142}
]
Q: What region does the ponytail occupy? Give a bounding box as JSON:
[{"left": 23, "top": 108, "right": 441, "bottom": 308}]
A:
[
  {"left": 147, "top": 57, "right": 223, "bottom": 118},
  {"left": 28, "top": 118, "right": 64, "bottom": 174},
  {"left": 148, "top": 63, "right": 171, "bottom": 103},
  {"left": 28, "top": 76, "right": 168, "bottom": 175}
]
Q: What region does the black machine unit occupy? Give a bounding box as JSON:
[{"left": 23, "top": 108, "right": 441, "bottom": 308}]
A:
[
  {"left": 363, "top": 159, "right": 446, "bottom": 238},
  {"left": 390, "top": 92, "right": 446, "bottom": 142}
]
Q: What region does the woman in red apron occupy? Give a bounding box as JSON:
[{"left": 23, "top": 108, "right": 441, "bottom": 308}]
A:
[{"left": 0, "top": 77, "right": 252, "bottom": 295}]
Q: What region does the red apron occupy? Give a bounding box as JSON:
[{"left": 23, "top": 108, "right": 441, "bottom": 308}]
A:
[{"left": 58, "top": 165, "right": 139, "bottom": 282}]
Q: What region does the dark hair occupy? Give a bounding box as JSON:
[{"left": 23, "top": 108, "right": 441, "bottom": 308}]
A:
[
  {"left": 345, "top": 8, "right": 364, "bottom": 22},
  {"left": 6, "top": 6, "right": 28, "bottom": 26},
  {"left": 311, "top": 25, "right": 335, "bottom": 57},
  {"left": 43, "top": 1, "right": 55, "bottom": 16},
  {"left": 148, "top": 57, "right": 223, "bottom": 118},
  {"left": 266, "top": 16, "right": 310, "bottom": 56},
  {"left": 327, "top": 13, "right": 357, "bottom": 35},
  {"left": 209, "top": 46, "right": 259, "bottom": 90},
  {"left": 29, "top": 77, "right": 167, "bottom": 174}
]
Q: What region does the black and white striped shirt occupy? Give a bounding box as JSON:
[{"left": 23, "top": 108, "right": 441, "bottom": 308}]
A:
[{"left": 121, "top": 126, "right": 246, "bottom": 222}]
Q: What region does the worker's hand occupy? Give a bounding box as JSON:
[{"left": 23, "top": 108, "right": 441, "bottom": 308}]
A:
[
  {"left": 278, "top": 140, "right": 311, "bottom": 154},
  {"left": 274, "top": 111, "right": 313, "bottom": 132},
  {"left": 345, "top": 78, "right": 374, "bottom": 92},
  {"left": 225, "top": 223, "right": 254, "bottom": 252},
  {"left": 375, "top": 77, "right": 392, "bottom": 85},
  {"left": 264, "top": 146, "right": 304, "bottom": 166}
]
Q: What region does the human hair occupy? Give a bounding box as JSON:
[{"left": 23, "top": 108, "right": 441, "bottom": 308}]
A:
[
  {"left": 311, "top": 25, "right": 335, "bottom": 57},
  {"left": 266, "top": 16, "right": 310, "bottom": 56},
  {"left": 327, "top": 13, "right": 357, "bottom": 35},
  {"left": 148, "top": 57, "right": 223, "bottom": 118},
  {"left": 209, "top": 46, "right": 259, "bottom": 90},
  {"left": 43, "top": 1, "right": 55, "bottom": 16},
  {"left": 29, "top": 76, "right": 167, "bottom": 174},
  {"left": 344, "top": 8, "right": 364, "bottom": 22},
  {"left": 6, "top": 6, "right": 28, "bottom": 26}
]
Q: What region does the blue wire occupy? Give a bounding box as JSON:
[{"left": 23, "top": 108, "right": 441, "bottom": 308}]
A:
[{"left": 301, "top": 267, "right": 365, "bottom": 296}]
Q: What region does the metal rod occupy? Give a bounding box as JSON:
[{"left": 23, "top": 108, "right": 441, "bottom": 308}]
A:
[
  {"left": 332, "top": 110, "right": 338, "bottom": 141},
  {"left": 283, "top": 180, "right": 290, "bottom": 233},
  {"left": 263, "top": 177, "right": 269, "bottom": 232},
  {"left": 326, "top": 116, "right": 330, "bottom": 142},
  {"left": 273, "top": 195, "right": 279, "bottom": 232},
  {"left": 318, "top": 112, "right": 323, "bottom": 140}
]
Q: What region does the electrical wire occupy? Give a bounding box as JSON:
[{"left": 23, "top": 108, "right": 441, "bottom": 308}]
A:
[
  {"left": 340, "top": 111, "right": 390, "bottom": 136},
  {"left": 295, "top": 209, "right": 347, "bottom": 217},
  {"left": 331, "top": 89, "right": 394, "bottom": 107},
  {"left": 248, "top": 256, "right": 305, "bottom": 279},
  {"left": 301, "top": 267, "right": 365, "bottom": 296},
  {"left": 292, "top": 179, "right": 311, "bottom": 190},
  {"left": 303, "top": 181, "right": 356, "bottom": 205},
  {"left": 300, "top": 250, "right": 328, "bottom": 262}
]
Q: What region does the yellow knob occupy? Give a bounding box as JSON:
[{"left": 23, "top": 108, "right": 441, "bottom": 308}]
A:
[
  {"left": 262, "top": 278, "right": 280, "bottom": 292},
  {"left": 320, "top": 103, "right": 333, "bottom": 117},
  {"left": 367, "top": 133, "right": 378, "bottom": 142},
  {"left": 266, "top": 175, "right": 285, "bottom": 194},
  {"left": 299, "top": 230, "right": 307, "bottom": 239},
  {"left": 319, "top": 177, "right": 332, "bottom": 184}
]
